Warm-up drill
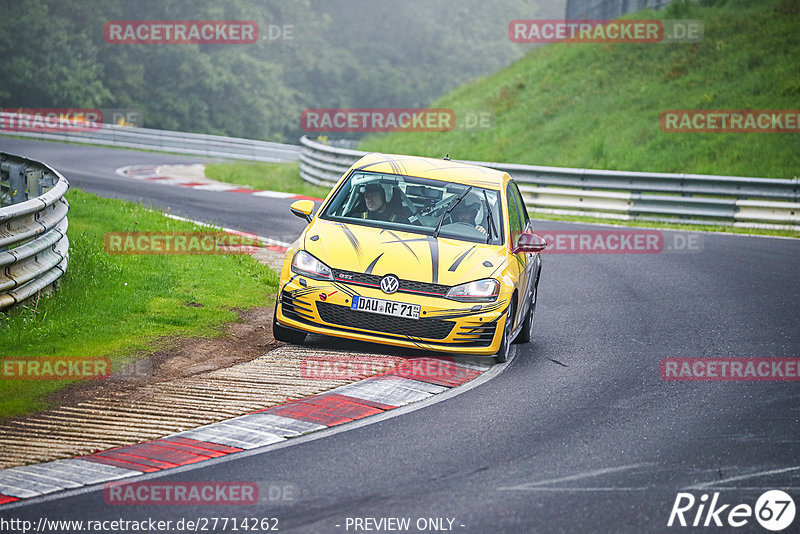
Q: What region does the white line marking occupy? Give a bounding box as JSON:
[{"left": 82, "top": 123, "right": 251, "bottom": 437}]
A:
[
  {"left": 189, "top": 183, "right": 240, "bottom": 191},
  {"left": 497, "top": 486, "right": 653, "bottom": 492},
  {"left": 683, "top": 465, "right": 800, "bottom": 490},
  {"left": 251, "top": 190, "right": 295, "bottom": 198},
  {"left": 159, "top": 212, "right": 292, "bottom": 248},
  {"left": 498, "top": 463, "right": 652, "bottom": 491}
]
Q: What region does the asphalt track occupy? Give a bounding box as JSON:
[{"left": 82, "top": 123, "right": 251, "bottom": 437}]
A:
[
  {"left": 0, "top": 137, "right": 310, "bottom": 243},
  {"left": 1, "top": 137, "right": 799, "bottom": 533}
]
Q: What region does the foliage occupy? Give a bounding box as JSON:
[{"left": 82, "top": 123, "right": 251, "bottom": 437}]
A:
[{"left": 0, "top": 0, "right": 535, "bottom": 142}]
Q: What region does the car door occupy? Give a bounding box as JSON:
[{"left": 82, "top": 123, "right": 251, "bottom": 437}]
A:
[{"left": 506, "top": 181, "right": 534, "bottom": 324}]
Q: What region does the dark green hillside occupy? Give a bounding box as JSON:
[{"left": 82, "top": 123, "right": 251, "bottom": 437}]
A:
[{"left": 360, "top": 0, "right": 800, "bottom": 179}]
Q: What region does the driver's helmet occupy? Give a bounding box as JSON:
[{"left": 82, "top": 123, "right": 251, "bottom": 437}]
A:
[
  {"left": 361, "top": 181, "right": 395, "bottom": 204},
  {"left": 452, "top": 193, "right": 482, "bottom": 224}
]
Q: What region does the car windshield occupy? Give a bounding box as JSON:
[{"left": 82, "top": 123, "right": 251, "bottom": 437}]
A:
[{"left": 319, "top": 171, "right": 504, "bottom": 245}]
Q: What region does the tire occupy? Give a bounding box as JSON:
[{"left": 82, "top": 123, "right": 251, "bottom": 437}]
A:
[
  {"left": 272, "top": 300, "right": 307, "bottom": 345},
  {"left": 495, "top": 299, "right": 515, "bottom": 363},
  {"left": 513, "top": 284, "right": 537, "bottom": 344}
]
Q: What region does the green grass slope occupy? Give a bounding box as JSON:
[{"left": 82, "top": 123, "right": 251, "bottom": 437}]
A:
[
  {"left": 0, "top": 190, "right": 278, "bottom": 419},
  {"left": 359, "top": 0, "right": 800, "bottom": 179}
]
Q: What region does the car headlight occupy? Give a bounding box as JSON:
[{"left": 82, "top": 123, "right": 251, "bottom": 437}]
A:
[
  {"left": 291, "top": 250, "right": 333, "bottom": 280},
  {"left": 445, "top": 278, "right": 500, "bottom": 302}
]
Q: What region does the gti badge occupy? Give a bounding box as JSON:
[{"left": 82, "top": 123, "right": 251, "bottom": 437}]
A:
[{"left": 380, "top": 274, "right": 399, "bottom": 295}]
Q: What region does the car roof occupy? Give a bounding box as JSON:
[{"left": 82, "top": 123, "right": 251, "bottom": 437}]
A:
[{"left": 350, "top": 153, "right": 510, "bottom": 190}]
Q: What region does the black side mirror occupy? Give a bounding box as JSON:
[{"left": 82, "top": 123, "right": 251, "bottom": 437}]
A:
[{"left": 290, "top": 200, "right": 315, "bottom": 223}]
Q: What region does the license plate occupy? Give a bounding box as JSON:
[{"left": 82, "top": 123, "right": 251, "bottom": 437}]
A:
[{"left": 351, "top": 295, "right": 420, "bottom": 320}]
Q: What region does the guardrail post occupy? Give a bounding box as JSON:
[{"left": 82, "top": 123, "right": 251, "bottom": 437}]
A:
[
  {"left": 26, "top": 166, "right": 43, "bottom": 198},
  {"left": 9, "top": 164, "right": 26, "bottom": 204},
  {"left": 39, "top": 171, "right": 57, "bottom": 192}
]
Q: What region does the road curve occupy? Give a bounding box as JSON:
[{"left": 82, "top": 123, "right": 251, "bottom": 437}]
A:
[
  {"left": 1, "top": 137, "right": 799, "bottom": 533},
  {"left": 0, "top": 137, "right": 310, "bottom": 242}
]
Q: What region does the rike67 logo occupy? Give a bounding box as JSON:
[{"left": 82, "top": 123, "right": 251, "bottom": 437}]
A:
[{"left": 668, "top": 491, "right": 795, "bottom": 531}]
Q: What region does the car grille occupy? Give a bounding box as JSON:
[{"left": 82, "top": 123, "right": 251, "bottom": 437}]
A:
[
  {"left": 280, "top": 293, "right": 314, "bottom": 322},
  {"left": 333, "top": 269, "right": 450, "bottom": 297},
  {"left": 452, "top": 322, "right": 497, "bottom": 347},
  {"left": 316, "top": 301, "right": 454, "bottom": 340}
]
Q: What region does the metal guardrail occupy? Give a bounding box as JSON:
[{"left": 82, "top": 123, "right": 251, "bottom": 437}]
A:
[
  {"left": 0, "top": 112, "right": 300, "bottom": 163},
  {"left": 299, "top": 136, "right": 800, "bottom": 229},
  {"left": 565, "top": 0, "right": 672, "bottom": 20},
  {"left": 0, "top": 153, "right": 69, "bottom": 310}
]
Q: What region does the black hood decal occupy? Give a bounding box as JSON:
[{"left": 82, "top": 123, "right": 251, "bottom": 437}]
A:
[
  {"left": 340, "top": 223, "right": 362, "bottom": 261},
  {"left": 383, "top": 230, "right": 423, "bottom": 261},
  {"left": 365, "top": 254, "right": 383, "bottom": 275},
  {"left": 427, "top": 236, "right": 440, "bottom": 285},
  {"left": 448, "top": 246, "right": 476, "bottom": 272}
]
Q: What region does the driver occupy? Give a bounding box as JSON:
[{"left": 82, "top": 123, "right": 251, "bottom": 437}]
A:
[
  {"left": 450, "top": 196, "right": 487, "bottom": 235},
  {"left": 349, "top": 183, "right": 411, "bottom": 223}
]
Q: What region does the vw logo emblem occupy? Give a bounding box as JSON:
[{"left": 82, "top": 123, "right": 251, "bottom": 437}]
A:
[{"left": 380, "top": 275, "right": 400, "bottom": 294}]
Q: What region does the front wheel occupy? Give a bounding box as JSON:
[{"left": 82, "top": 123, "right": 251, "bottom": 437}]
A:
[
  {"left": 272, "top": 300, "right": 307, "bottom": 345},
  {"left": 495, "top": 300, "right": 515, "bottom": 363},
  {"left": 513, "top": 285, "right": 537, "bottom": 344}
]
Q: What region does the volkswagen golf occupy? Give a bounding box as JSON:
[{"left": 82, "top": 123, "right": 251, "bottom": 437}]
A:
[{"left": 272, "top": 153, "right": 546, "bottom": 362}]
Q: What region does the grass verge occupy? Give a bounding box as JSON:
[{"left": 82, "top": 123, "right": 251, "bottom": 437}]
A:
[
  {"left": 205, "top": 161, "right": 329, "bottom": 199},
  {"left": 0, "top": 189, "right": 279, "bottom": 419},
  {"left": 358, "top": 0, "right": 800, "bottom": 179}
]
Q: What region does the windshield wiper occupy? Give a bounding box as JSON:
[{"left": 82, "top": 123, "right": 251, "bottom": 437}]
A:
[
  {"left": 432, "top": 186, "right": 471, "bottom": 238},
  {"left": 482, "top": 189, "right": 497, "bottom": 244}
]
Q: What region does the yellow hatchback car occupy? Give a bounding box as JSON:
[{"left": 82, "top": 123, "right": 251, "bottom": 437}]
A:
[{"left": 273, "top": 153, "right": 546, "bottom": 362}]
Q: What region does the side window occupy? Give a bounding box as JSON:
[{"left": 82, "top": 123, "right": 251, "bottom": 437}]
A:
[
  {"left": 509, "top": 182, "right": 530, "bottom": 230},
  {"left": 506, "top": 183, "right": 523, "bottom": 246}
]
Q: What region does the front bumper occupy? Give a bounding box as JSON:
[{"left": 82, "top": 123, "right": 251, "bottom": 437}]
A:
[{"left": 276, "top": 275, "right": 510, "bottom": 355}]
